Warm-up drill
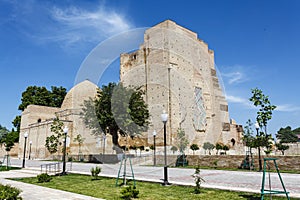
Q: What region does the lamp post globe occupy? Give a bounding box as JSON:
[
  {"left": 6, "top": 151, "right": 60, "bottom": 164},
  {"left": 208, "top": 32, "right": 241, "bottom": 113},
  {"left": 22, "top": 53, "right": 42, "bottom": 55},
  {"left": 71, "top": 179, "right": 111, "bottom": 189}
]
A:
[
  {"left": 153, "top": 130, "right": 157, "bottom": 166},
  {"left": 161, "top": 110, "right": 169, "bottom": 185},
  {"left": 22, "top": 132, "right": 28, "bottom": 168},
  {"left": 62, "top": 126, "right": 68, "bottom": 175}
]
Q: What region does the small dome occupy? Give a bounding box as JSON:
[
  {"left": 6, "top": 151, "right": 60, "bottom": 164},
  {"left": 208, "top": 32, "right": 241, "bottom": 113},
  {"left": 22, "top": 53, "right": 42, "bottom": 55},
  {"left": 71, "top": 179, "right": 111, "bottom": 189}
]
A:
[{"left": 61, "top": 80, "right": 98, "bottom": 110}]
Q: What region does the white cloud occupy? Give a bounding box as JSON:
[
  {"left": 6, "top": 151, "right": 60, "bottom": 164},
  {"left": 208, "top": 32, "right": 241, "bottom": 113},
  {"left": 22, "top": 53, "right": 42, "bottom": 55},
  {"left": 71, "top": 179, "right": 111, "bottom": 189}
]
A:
[
  {"left": 225, "top": 94, "right": 253, "bottom": 108},
  {"left": 48, "top": 6, "right": 133, "bottom": 46},
  {"left": 219, "top": 64, "right": 252, "bottom": 85},
  {"left": 276, "top": 104, "right": 300, "bottom": 112},
  {"left": 4, "top": 1, "right": 133, "bottom": 48},
  {"left": 222, "top": 71, "right": 244, "bottom": 84},
  {"left": 226, "top": 94, "right": 300, "bottom": 113}
]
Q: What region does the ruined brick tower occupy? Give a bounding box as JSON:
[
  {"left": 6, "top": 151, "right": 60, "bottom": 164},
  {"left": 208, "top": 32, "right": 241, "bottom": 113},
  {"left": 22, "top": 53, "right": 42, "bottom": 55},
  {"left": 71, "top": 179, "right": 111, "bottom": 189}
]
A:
[{"left": 120, "top": 20, "right": 242, "bottom": 151}]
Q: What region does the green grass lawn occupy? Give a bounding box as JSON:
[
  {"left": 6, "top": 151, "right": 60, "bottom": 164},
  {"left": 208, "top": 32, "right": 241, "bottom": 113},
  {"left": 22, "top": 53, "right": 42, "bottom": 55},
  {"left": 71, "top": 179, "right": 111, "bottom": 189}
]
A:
[
  {"left": 13, "top": 174, "right": 295, "bottom": 200},
  {"left": 0, "top": 166, "right": 21, "bottom": 171}
]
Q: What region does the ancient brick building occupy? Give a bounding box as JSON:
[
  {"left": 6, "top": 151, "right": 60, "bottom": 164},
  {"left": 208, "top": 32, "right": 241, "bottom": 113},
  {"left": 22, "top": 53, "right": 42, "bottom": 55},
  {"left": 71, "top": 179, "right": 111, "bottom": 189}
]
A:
[
  {"left": 19, "top": 20, "right": 244, "bottom": 159},
  {"left": 18, "top": 80, "right": 114, "bottom": 160},
  {"left": 120, "top": 20, "right": 243, "bottom": 150}
]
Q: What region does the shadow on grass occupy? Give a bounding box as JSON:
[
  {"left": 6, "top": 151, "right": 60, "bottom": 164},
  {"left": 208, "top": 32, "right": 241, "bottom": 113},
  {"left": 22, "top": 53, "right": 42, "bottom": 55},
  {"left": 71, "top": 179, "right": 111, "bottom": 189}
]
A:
[
  {"left": 91, "top": 178, "right": 102, "bottom": 181},
  {"left": 239, "top": 194, "right": 261, "bottom": 200},
  {"left": 116, "top": 179, "right": 136, "bottom": 187}
]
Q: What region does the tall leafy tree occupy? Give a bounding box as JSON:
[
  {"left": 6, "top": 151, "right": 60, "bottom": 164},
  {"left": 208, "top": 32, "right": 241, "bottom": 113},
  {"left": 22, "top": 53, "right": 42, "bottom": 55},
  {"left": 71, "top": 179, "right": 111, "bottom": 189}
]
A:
[
  {"left": 13, "top": 86, "right": 67, "bottom": 135},
  {"left": 249, "top": 88, "right": 276, "bottom": 134},
  {"left": 0, "top": 125, "right": 19, "bottom": 157},
  {"left": 0, "top": 125, "right": 9, "bottom": 141},
  {"left": 276, "top": 126, "right": 298, "bottom": 144},
  {"left": 292, "top": 127, "right": 300, "bottom": 136},
  {"left": 242, "top": 119, "right": 256, "bottom": 150},
  {"left": 12, "top": 116, "right": 21, "bottom": 133},
  {"left": 250, "top": 88, "right": 276, "bottom": 170},
  {"left": 45, "top": 117, "right": 64, "bottom": 155},
  {"left": 18, "top": 86, "right": 67, "bottom": 111},
  {"left": 82, "top": 82, "right": 150, "bottom": 151}
]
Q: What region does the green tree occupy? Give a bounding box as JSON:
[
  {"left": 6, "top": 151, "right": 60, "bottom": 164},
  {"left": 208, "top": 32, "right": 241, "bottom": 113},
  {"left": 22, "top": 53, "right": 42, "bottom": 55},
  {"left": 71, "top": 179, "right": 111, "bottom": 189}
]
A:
[
  {"left": 0, "top": 126, "right": 19, "bottom": 169},
  {"left": 292, "top": 127, "right": 300, "bottom": 136},
  {"left": 0, "top": 125, "right": 9, "bottom": 142},
  {"left": 242, "top": 119, "right": 257, "bottom": 156},
  {"left": 249, "top": 88, "right": 276, "bottom": 135},
  {"left": 73, "top": 134, "right": 85, "bottom": 160},
  {"left": 249, "top": 88, "right": 276, "bottom": 169},
  {"left": 138, "top": 145, "right": 145, "bottom": 157},
  {"left": 170, "top": 146, "right": 178, "bottom": 154},
  {"left": 222, "top": 145, "right": 229, "bottom": 155},
  {"left": 202, "top": 142, "right": 215, "bottom": 155},
  {"left": 275, "top": 143, "right": 289, "bottom": 155},
  {"left": 190, "top": 144, "right": 199, "bottom": 155},
  {"left": 0, "top": 128, "right": 19, "bottom": 152},
  {"left": 13, "top": 86, "right": 66, "bottom": 136},
  {"left": 12, "top": 115, "right": 21, "bottom": 133},
  {"left": 215, "top": 143, "right": 223, "bottom": 155},
  {"left": 176, "top": 128, "right": 189, "bottom": 154},
  {"left": 276, "top": 126, "right": 298, "bottom": 144},
  {"left": 82, "top": 82, "right": 150, "bottom": 151},
  {"left": 45, "top": 117, "right": 64, "bottom": 155},
  {"left": 18, "top": 86, "right": 66, "bottom": 111}
]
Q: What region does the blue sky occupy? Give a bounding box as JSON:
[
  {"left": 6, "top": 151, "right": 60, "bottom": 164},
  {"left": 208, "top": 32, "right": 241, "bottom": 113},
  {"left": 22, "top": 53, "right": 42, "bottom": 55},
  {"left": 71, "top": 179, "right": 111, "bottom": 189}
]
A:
[{"left": 1, "top": 0, "right": 300, "bottom": 136}]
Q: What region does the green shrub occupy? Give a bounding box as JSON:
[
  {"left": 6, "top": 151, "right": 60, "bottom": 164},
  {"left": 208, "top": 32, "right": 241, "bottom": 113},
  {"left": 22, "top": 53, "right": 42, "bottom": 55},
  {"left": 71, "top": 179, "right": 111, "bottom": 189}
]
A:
[
  {"left": 192, "top": 165, "right": 205, "bottom": 194},
  {"left": 120, "top": 186, "right": 139, "bottom": 199},
  {"left": 0, "top": 183, "right": 22, "bottom": 200},
  {"left": 90, "top": 166, "right": 101, "bottom": 180},
  {"left": 37, "top": 173, "right": 52, "bottom": 183}
]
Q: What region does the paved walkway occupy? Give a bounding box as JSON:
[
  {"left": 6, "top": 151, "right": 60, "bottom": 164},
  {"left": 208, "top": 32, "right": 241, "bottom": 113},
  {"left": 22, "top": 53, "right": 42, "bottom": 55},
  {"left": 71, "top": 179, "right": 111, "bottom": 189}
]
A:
[
  {"left": 1, "top": 158, "right": 299, "bottom": 199},
  {"left": 0, "top": 169, "right": 103, "bottom": 200}
]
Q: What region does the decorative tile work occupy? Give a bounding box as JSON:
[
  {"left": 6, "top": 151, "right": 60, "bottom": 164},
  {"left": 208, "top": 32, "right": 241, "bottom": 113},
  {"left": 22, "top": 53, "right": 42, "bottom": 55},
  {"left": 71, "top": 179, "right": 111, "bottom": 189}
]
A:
[{"left": 193, "top": 87, "right": 206, "bottom": 131}]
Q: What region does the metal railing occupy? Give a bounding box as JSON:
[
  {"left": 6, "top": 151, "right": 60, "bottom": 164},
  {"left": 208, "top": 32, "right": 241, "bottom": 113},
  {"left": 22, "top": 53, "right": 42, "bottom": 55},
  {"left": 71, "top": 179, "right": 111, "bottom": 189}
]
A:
[{"left": 40, "top": 162, "right": 60, "bottom": 174}]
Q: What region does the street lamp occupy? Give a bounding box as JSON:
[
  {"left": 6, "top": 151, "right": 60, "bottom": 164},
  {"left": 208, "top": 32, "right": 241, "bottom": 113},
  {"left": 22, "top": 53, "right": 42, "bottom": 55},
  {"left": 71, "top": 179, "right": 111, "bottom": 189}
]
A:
[
  {"left": 102, "top": 133, "right": 106, "bottom": 163},
  {"left": 153, "top": 130, "right": 157, "bottom": 166},
  {"left": 62, "top": 126, "right": 68, "bottom": 175},
  {"left": 29, "top": 141, "right": 32, "bottom": 160},
  {"left": 22, "top": 132, "right": 28, "bottom": 168},
  {"left": 161, "top": 110, "right": 170, "bottom": 185},
  {"left": 255, "top": 122, "right": 262, "bottom": 171}
]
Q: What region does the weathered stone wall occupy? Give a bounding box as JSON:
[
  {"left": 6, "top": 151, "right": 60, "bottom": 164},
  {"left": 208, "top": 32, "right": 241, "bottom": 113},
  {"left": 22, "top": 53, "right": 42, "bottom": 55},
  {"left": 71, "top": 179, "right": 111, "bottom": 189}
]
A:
[
  {"left": 155, "top": 155, "right": 300, "bottom": 172},
  {"left": 0, "top": 143, "right": 19, "bottom": 158},
  {"left": 120, "top": 20, "right": 243, "bottom": 152}
]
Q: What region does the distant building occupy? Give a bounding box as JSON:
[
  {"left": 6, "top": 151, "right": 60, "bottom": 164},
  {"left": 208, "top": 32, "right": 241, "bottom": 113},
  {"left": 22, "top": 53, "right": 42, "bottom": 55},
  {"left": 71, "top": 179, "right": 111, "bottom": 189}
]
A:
[{"left": 19, "top": 80, "right": 114, "bottom": 160}]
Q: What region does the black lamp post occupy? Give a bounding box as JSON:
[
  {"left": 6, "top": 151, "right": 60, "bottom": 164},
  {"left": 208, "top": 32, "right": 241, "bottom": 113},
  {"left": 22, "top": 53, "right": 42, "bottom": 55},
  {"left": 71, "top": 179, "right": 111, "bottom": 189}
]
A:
[
  {"left": 28, "top": 141, "right": 32, "bottom": 160},
  {"left": 255, "top": 122, "right": 262, "bottom": 171},
  {"left": 153, "top": 130, "right": 157, "bottom": 166},
  {"left": 22, "top": 132, "right": 28, "bottom": 168},
  {"left": 161, "top": 110, "right": 170, "bottom": 185},
  {"left": 62, "top": 126, "right": 68, "bottom": 175},
  {"left": 103, "top": 133, "right": 106, "bottom": 162}
]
